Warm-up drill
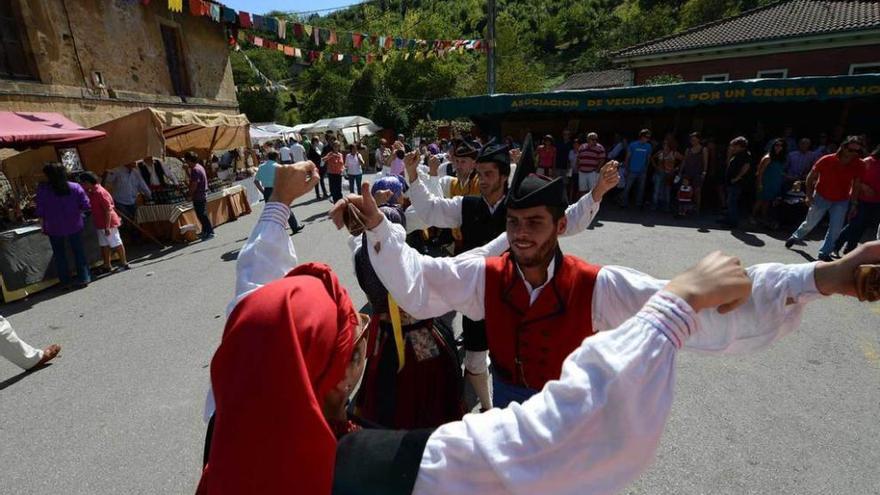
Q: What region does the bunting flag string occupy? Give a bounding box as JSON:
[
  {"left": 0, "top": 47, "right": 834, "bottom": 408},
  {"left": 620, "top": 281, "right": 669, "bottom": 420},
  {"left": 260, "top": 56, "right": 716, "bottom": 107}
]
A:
[
  {"left": 234, "top": 44, "right": 288, "bottom": 93},
  {"left": 145, "top": 0, "right": 485, "bottom": 57},
  {"left": 241, "top": 33, "right": 473, "bottom": 66}
]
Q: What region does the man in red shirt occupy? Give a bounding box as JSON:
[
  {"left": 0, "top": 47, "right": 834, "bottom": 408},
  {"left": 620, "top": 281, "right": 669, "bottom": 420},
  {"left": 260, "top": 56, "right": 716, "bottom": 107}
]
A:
[
  {"left": 835, "top": 144, "right": 880, "bottom": 254},
  {"left": 536, "top": 135, "right": 556, "bottom": 176},
  {"left": 786, "top": 136, "right": 867, "bottom": 261},
  {"left": 80, "top": 171, "right": 129, "bottom": 272}
]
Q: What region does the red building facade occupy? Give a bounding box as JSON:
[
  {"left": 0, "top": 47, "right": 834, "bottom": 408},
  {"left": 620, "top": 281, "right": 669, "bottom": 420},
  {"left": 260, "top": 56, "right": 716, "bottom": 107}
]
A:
[
  {"left": 633, "top": 44, "right": 880, "bottom": 84},
  {"left": 613, "top": 0, "right": 880, "bottom": 85}
]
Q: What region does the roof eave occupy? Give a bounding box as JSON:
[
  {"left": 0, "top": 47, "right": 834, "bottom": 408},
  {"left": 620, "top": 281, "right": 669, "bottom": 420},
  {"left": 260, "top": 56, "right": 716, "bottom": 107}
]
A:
[{"left": 612, "top": 28, "right": 880, "bottom": 66}]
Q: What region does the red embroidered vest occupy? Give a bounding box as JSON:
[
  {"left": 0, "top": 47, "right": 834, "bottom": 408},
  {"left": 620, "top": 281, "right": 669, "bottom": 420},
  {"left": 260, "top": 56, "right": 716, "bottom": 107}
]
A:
[{"left": 484, "top": 251, "right": 601, "bottom": 389}]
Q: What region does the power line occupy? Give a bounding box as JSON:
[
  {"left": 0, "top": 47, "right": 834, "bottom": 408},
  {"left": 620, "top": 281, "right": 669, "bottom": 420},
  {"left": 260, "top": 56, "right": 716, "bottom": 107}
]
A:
[{"left": 286, "top": 0, "right": 378, "bottom": 15}]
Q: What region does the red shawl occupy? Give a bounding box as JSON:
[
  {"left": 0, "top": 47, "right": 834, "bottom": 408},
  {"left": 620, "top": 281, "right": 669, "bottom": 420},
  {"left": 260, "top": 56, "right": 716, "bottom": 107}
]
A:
[{"left": 198, "top": 263, "right": 359, "bottom": 494}]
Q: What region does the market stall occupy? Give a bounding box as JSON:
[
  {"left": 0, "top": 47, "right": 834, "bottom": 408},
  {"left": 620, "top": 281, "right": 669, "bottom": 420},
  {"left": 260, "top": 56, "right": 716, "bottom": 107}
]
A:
[
  {"left": 136, "top": 183, "right": 250, "bottom": 243},
  {"left": 235, "top": 177, "right": 263, "bottom": 206},
  {"left": 249, "top": 125, "right": 280, "bottom": 145},
  {"left": 296, "top": 115, "right": 381, "bottom": 143},
  {"left": 0, "top": 112, "right": 107, "bottom": 302},
  {"left": 251, "top": 122, "right": 302, "bottom": 142},
  {"left": 3, "top": 109, "right": 253, "bottom": 245},
  {"left": 0, "top": 218, "right": 102, "bottom": 302}
]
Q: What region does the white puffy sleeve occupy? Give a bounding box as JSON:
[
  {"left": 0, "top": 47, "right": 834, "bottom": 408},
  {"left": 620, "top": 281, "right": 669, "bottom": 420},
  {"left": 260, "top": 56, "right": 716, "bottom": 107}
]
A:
[
  {"left": 414, "top": 291, "right": 696, "bottom": 495},
  {"left": 592, "top": 263, "right": 823, "bottom": 354},
  {"left": 406, "top": 178, "right": 465, "bottom": 229}
]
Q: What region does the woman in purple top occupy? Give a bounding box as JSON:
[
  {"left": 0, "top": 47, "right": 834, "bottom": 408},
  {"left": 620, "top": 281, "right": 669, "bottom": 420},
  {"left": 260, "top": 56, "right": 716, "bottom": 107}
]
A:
[{"left": 35, "top": 163, "right": 92, "bottom": 288}]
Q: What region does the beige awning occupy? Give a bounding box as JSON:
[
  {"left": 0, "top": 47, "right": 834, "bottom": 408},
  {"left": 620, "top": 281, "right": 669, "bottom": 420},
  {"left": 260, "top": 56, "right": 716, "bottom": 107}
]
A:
[{"left": 2, "top": 108, "right": 250, "bottom": 179}]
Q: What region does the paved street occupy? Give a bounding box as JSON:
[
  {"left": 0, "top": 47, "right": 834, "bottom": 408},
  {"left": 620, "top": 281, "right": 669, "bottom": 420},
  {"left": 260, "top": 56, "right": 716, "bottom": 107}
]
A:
[{"left": 2, "top": 175, "right": 878, "bottom": 494}]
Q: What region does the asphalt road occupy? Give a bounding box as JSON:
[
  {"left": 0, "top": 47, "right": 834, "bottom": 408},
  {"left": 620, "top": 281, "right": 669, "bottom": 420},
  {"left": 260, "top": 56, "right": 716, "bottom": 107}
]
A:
[{"left": 1, "top": 174, "right": 878, "bottom": 494}]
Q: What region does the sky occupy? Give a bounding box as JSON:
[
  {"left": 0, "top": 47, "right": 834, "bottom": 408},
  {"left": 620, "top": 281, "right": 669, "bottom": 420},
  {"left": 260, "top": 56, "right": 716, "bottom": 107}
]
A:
[{"left": 221, "top": 0, "right": 350, "bottom": 16}]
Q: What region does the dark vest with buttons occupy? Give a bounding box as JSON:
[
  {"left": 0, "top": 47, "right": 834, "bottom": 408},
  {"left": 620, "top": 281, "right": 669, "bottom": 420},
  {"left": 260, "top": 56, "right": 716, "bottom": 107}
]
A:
[
  {"left": 458, "top": 196, "right": 507, "bottom": 254},
  {"left": 484, "top": 250, "right": 601, "bottom": 389}
]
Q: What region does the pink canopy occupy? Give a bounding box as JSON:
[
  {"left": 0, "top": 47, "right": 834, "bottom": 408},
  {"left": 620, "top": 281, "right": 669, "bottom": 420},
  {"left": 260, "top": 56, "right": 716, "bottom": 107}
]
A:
[{"left": 0, "top": 112, "right": 106, "bottom": 149}]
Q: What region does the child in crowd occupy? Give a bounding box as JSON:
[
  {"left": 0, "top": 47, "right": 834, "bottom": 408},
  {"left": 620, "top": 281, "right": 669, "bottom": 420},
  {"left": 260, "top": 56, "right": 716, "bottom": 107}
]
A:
[
  {"left": 537, "top": 134, "right": 556, "bottom": 176},
  {"left": 676, "top": 177, "right": 695, "bottom": 218},
  {"left": 79, "top": 172, "right": 129, "bottom": 273}
]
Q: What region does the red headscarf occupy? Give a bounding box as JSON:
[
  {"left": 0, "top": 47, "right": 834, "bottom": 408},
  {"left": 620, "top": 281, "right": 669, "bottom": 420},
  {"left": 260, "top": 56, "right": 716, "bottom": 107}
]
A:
[{"left": 198, "top": 263, "right": 360, "bottom": 494}]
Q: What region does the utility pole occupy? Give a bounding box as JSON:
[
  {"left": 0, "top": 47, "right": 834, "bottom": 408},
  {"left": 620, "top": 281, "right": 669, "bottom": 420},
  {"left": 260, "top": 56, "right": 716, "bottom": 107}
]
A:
[{"left": 487, "top": 0, "right": 496, "bottom": 95}]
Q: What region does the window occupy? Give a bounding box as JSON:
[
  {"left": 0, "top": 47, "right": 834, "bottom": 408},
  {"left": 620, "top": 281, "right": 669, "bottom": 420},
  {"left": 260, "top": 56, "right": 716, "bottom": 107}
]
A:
[
  {"left": 0, "top": 0, "right": 34, "bottom": 79},
  {"left": 849, "top": 63, "right": 880, "bottom": 75},
  {"left": 160, "top": 24, "right": 191, "bottom": 97},
  {"left": 701, "top": 73, "right": 729, "bottom": 82},
  {"left": 757, "top": 69, "right": 787, "bottom": 79},
  {"left": 92, "top": 71, "right": 105, "bottom": 88}
]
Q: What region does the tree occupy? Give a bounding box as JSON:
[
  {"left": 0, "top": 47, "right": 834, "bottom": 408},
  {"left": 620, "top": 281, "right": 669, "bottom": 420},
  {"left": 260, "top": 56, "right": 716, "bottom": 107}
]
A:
[
  {"left": 298, "top": 60, "right": 355, "bottom": 122},
  {"left": 462, "top": 11, "right": 545, "bottom": 95},
  {"left": 645, "top": 73, "right": 684, "bottom": 85},
  {"left": 371, "top": 87, "right": 409, "bottom": 132},
  {"left": 678, "top": 0, "right": 740, "bottom": 28},
  {"left": 237, "top": 90, "right": 282, "bottom": 122}
]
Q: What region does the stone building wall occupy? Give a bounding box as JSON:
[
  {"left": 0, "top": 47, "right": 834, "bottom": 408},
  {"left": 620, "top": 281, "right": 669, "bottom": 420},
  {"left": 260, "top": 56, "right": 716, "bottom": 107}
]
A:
[{"left": 0, "top": 0, "right": 239, "bottom": 128}]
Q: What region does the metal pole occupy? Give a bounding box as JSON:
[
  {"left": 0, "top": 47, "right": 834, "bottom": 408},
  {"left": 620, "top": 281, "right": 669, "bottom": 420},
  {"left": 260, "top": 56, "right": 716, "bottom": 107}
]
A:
[{"left": 487, "top": 0, "right": 496, "bottom": 95}]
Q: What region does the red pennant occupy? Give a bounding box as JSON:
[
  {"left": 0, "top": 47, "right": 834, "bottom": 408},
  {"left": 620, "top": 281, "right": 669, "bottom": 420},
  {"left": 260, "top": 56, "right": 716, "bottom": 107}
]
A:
[
  {"left": 353, "top": 33, "right": 363, "bottom": 48},
  {"left": 238, "top": 11, "right": 252, "bottom": 28}
]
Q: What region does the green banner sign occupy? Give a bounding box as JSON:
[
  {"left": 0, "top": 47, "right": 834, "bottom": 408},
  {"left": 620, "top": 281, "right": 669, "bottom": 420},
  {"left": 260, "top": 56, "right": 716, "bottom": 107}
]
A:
[{"left": 432, "top": 74, "right": 880, "bottom": 119}]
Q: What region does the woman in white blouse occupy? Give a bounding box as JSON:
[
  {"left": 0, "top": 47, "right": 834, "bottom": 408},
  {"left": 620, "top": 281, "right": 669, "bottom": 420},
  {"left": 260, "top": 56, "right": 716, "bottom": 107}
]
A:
[{"left": 345, "top": 143, "right": 365, "bottom": 193}]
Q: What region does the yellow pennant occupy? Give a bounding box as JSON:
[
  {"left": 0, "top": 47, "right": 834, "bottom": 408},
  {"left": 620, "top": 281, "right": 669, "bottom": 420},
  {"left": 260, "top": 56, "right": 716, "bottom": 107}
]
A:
[{"left": 387, "top": 294, "right": 405, "bottom": 372}]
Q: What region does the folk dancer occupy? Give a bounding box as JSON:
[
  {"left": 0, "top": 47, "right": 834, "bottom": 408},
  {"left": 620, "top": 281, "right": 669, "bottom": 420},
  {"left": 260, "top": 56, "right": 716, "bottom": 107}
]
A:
[
  {"left": 403, "top": 136, "right": 618, "bottom": 408},
  {"left": 344, "top": 176, "right": 465, "bottom": 429}
]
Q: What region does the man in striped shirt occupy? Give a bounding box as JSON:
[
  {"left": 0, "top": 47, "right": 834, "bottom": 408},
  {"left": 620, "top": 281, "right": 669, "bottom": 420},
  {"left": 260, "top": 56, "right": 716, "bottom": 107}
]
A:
[{"left": 576, "top": 132, "right": 606, "bottom": 198}]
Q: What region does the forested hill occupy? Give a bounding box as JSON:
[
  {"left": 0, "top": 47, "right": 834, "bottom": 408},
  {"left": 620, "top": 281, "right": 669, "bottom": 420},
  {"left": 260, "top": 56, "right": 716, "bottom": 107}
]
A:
[{"left": 233, "top": 0, "right": 776, "bottom": 131}]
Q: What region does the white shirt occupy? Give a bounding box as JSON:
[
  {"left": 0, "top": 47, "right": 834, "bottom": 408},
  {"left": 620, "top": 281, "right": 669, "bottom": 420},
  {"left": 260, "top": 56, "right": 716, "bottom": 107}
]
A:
[
  {"left": 516, "top": 257, "right": 556, "bottom": 305},
  {"left": 290, "top": 143, "right": 306, "bottom": 162},
  {"left": 278, "top": 146, "right": 292, "bottom": 162},
  {"left": 207, "top": 202, "right": 823, "bottom": 495},
  {"left": 345, "top": 153, "right": 363, "bottom": 175}
]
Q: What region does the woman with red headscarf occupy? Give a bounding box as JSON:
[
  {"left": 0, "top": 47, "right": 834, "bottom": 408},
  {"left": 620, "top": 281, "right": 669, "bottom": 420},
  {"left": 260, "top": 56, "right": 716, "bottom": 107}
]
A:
[{"left": 199, "top": 162, "right": 880, "bottom": 495}]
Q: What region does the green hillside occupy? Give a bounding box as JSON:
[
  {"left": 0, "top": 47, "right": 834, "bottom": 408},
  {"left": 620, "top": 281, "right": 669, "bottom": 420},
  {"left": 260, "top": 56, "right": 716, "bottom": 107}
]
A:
[{"left": 233, "top": 0, "right": 777, "bottom": 132}]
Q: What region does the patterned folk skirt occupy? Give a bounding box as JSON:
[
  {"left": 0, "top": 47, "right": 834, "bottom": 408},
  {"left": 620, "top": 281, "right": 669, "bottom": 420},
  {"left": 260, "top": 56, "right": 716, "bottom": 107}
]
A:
[{"left": 354, "top": 317, "right": 464, "bottom": 430}]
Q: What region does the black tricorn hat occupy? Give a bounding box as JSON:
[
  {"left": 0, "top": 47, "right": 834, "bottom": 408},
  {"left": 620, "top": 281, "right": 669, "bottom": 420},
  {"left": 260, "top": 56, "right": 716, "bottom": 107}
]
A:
[
  {"left": 475, "top": 142, "right": 510, "bottom": 167},
  {"left": 506, "top": 133, "right": 568, "bottom": 210},
  {"left": 452, "top": 138, "right": 478, "bottom": 158}
]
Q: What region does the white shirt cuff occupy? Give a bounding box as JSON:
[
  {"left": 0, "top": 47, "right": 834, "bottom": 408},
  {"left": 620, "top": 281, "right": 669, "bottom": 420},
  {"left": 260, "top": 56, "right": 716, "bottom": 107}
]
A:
[
  {"left": 262, "top": 202, "right": 291, "bottom": 227},
  {"left": 366, "top": 215, "right": 392, "bottom": 240},
  {"left": 789, "top": 262, "right": 823, "bottom": 300},
  {"left": 637, "top": 291, "right": 698, "bottom": 349}
]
